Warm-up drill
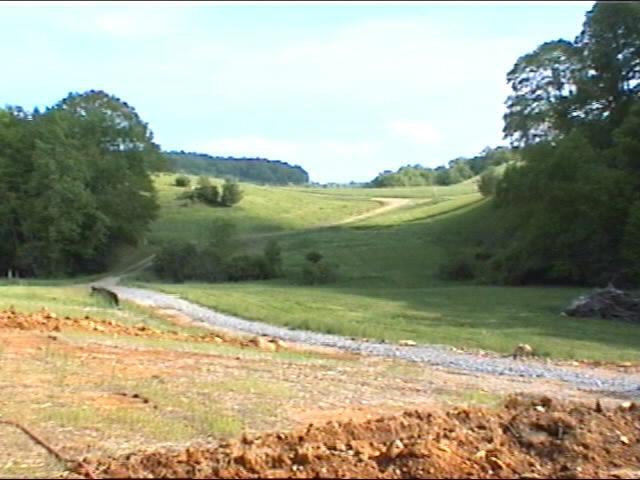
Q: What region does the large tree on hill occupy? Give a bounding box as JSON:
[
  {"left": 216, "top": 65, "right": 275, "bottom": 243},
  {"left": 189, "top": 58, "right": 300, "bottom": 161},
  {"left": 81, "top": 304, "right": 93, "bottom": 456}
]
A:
[
  {"left": 504, "top": 2, "right": 640, "bottom": 148},
  {"left": 489, "top": 2, "right": 640, "bottom": 286}
]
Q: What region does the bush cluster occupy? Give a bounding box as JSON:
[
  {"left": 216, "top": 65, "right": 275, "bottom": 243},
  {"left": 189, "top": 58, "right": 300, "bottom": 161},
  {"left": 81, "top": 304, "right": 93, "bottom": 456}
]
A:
[
  {"left": 153, "top": 238, "right": 282, "bottom": 283},
  {"left": 178, "top": 177, "right": 243, "bottom": 207},
  {"left": 300, "top": 251, "right": 339, "bottom": 285}
]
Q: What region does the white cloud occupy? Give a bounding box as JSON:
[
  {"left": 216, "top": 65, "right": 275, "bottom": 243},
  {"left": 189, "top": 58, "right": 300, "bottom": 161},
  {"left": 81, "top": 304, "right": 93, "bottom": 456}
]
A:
[{"left": 388, "top": 121, "right": 441, "bottom": 145}]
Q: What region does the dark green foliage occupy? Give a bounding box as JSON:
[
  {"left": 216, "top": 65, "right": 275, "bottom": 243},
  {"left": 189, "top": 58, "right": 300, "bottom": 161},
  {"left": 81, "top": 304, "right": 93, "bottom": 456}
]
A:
[
  {"left": 195, "top": 185, "right": 220, "bottom": 205},
  {"left": 225, "top": 255, "right": 272, "bottom": 282},
  {"left": 437, "top": 256, "right": 476, "bottom": 281},
  {"left": 0, "top": 90, "right": 159, "bottom": 277},
  {"left": 369, "top": 146, "right": 515, "bottom": 188},
  {"left": 621, "top": 201, "right": 640, "bottom": 284},
  {"left": 300, "top": 251, "right": 338, "bottom": 285},
  {"left": 152, "top": 221, "right": 281, "bottom": 283},
  {"left": 178, "top": 178, "right": 240, "bottom": 208},
  {"left": 263, "top": 240, "right": 283, "bottom": 278},
  {"left": 478, "top": 168, "right": 500, "bottom": 197},
  {"left": 153, "top": 242, "right": 199, "bottom": 283},
  {"left": 301, "top": 261, "right": 339, "bottom": 285},
  {"left": 164, "top": 151, "right": 309, "bottom": 185},
  {"left": 487, "top": 2, "right": 640, "bottom": 286},
  {"left": 221, "top": 179, "right": 243, "bottom": 207},
  {"left": 174, "top": 175, "right": 191, "bottom": 187},
  {"left": 305, "top": 251, "right": 323, "bottom": 264}
]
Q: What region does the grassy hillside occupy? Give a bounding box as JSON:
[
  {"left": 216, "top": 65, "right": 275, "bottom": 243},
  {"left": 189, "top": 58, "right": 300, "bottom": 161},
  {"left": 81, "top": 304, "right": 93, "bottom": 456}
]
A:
[
  {"left": 124, "top": 175, "right": 640, "bottom": 362},
  {"left": 149, "top": 173, "right": 379, "bottom": 243}
]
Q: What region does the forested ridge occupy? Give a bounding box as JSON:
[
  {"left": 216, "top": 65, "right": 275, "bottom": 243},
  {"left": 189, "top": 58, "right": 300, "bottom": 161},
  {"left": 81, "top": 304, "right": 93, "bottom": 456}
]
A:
[{"left": 164, "top": 151, "right": 309, "bottom": 185}]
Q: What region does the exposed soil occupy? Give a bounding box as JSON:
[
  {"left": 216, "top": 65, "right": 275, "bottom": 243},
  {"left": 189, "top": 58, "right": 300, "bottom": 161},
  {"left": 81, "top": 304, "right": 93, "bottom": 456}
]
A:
[
  {"left": 2, "top": 307, "right": 639, "bottom": 479},
  {"left": 0, "top": 307, "right": 316, "bottom": 355},
  {"left": 77, "top": 395, "right": 640, "bottom": 479},
  {"left": 331, "top": 197, "right": 413, "bottom": 225}
]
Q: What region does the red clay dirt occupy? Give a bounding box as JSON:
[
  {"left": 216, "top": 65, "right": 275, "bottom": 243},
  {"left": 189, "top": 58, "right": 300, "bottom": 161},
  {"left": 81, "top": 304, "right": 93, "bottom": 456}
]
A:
[
  {"left": 74, "top": 395, "right": 640, "bottom": 479},
  {"left": 3, "top": 308, "right": 640, "bottom": 479},
  {"left": 0, "top": 307, "right": 292, "bottom": 352}
]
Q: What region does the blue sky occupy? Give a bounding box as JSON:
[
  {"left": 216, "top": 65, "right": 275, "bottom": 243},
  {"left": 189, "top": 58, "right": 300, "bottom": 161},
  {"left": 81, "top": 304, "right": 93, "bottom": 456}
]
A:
[{"left": 2, "top": 1, "right": 593, "bottom": 183}]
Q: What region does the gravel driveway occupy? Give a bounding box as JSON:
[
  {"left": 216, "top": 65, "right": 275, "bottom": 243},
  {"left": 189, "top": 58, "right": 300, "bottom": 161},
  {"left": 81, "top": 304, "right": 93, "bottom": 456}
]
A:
[{"left": 104, "top": 282, "right": 640, "bottom": 394}]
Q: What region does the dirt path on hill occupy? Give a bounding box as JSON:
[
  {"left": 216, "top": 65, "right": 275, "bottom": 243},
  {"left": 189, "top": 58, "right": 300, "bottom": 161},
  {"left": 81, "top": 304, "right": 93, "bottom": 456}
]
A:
[
  {"left": 240, "top": 197, "right": 414, "bottom": 241},
  {"left": 330, "top": 197, "right": 412, "bottom": 225}
]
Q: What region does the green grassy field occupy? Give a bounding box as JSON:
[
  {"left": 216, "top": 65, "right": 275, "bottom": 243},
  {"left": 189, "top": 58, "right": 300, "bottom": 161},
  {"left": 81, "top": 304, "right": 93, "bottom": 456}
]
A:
[
  {"left": 139, "top": 281, "right": 640, "bottom": 362},
  {"left": 149, "top": 173, "right": 379, "bottom": 243},
  {"left": 4, "top": 172, "right": 640, "bottom": 362},
  {"left": 119, "top": 174, "right": 640, "bottom": 362}
]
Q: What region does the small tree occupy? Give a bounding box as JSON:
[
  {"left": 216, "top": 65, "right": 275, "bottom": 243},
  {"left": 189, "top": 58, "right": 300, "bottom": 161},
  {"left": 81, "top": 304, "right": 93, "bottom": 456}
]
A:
[
  {"left": 300, "top": 251, "right": 338, "bottom": 285},
  {"left": 175, "top": 175, "right": 191, "bottom": 187},
  {"left": 264, "top": 240, "right": 283, "bottom": 277},
  {"left": 221, "top": 179, "right": 243, "bottom": 206},
  {"left": 195, "top": 185, "right": 220, "bottom": 205},
  {"left": 478, "top": 168, "right": 499, "bottom": 197}
]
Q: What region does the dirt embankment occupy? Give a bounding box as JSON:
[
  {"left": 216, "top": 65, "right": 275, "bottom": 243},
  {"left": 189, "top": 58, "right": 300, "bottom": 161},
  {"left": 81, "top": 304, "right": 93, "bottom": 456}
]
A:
[
  {"left": 78, "top": 395, "right": 640, "bottom": 479},
  {"left": 0, "top": 308, "right": 290, "bottom": 353}
]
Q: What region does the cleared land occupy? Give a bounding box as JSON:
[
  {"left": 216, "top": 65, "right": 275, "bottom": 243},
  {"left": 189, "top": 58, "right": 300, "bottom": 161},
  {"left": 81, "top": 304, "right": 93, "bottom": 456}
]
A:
[{"left": 0, "top": 299, "right": 637, "bottom": 479}]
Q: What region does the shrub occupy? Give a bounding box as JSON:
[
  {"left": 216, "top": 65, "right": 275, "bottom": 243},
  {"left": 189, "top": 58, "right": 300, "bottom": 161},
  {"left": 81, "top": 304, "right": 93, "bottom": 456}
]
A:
[
  {"left": 301, "top": 260, "right": 339, "bottom": 285},
  {"left": 300, "top": 251, "right": 338, "bottom": 285},
  {"left": 221, "top": 179, "right": 243, "bottom": 206},
  {"left": 225, "top": 255, "right": 271, "bottom": 281},
  {"left": 175, "top": 175, "right": 191, "bottom": 187},
  {"left": 195, "top": 185, "right": 220, "bottom": 205},
  {"left": 478, "top": 168, "right": 499, "bottom": 197},
  {"left": 305, "top": 251, "right": 323, "bottom": 264},
  {"left": 437, "top": 256, "right": 476, "bottom": 281},
  {"left": 153, "top": 242, "right": 199, "bottom": 283},
  {"left": 263, "top": 240, "right": 283, "bottom": 278}
]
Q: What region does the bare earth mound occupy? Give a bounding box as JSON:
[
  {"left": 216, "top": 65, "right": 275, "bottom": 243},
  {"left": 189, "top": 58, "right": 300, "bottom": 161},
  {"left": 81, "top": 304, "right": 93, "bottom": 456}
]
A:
[{"left": 79, "top": 396, "right": 640, "bottom": 479}]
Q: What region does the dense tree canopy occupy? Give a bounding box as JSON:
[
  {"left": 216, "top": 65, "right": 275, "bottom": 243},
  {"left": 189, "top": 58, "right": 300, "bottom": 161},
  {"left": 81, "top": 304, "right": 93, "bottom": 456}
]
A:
[
  {"left": 0, "top": 90, "right": 159, "bottom": 277},
  {"left": 164, "top": 151, "right": 309, "bottom": 185},
  {"left": 369, "top": 146, "right": 516, "bottom": 188},
  {"left": 487, "top": 2, "right": 640, "bottom": 286}
]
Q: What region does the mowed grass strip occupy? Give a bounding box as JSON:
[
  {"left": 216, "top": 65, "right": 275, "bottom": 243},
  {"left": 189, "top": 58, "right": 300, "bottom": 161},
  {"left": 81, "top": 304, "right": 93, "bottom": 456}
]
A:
[{"left": 144, "top": 282, "right": 640, "bottom": 363}]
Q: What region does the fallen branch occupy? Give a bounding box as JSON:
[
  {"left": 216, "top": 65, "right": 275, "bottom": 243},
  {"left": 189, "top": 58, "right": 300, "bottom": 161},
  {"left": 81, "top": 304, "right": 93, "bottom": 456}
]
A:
[{"left": 0, "top": 419, "right": 96, "bottom": 479}]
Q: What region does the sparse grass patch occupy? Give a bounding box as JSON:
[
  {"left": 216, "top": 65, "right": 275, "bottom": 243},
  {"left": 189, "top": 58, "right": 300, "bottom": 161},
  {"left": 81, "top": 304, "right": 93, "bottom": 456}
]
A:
[{"left": 440, "top": 388, "right": 504, "bottom": 408}]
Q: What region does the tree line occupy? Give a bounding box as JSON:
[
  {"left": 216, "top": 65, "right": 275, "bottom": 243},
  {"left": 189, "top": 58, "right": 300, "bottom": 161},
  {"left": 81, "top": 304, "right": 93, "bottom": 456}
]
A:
[
  {"left": 450, "top": 1, "right": 640, "bottom": 287},
  {"left": 164, "top": 151, "right": 309, "bottom": 186},
  {"left": 0, "top": 91, "right": 160, "bottom": 277},
  {"left": 369, "top": 146, "right": 518, "bottom": 188}
]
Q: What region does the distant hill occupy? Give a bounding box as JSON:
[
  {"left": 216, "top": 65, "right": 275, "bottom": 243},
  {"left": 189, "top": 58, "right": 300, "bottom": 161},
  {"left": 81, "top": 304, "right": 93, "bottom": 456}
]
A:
[{"left": 163, "top": 151, "right": 309, "bottom": 185}]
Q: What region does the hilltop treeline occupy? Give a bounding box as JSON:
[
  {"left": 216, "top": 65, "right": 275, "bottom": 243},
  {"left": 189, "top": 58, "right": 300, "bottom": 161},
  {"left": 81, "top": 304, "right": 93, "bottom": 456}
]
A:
[
  {"left": 0, "top": 91, "right": 160, "bottom": 277},
  {"left": 164, "top": 151, "right": 309, "bottom": 185},
  {"left": 456, "top": 2, "right": 640, "bottom": 287},
  {"left": 369, "top": 146, "right": 518, "bottom": 187}
]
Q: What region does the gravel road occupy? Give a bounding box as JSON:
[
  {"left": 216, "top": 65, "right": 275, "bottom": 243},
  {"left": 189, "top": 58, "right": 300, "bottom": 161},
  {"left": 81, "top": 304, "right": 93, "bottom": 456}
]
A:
[{"left": 106, "top": 283, "right": 640, "bottom": 394}]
